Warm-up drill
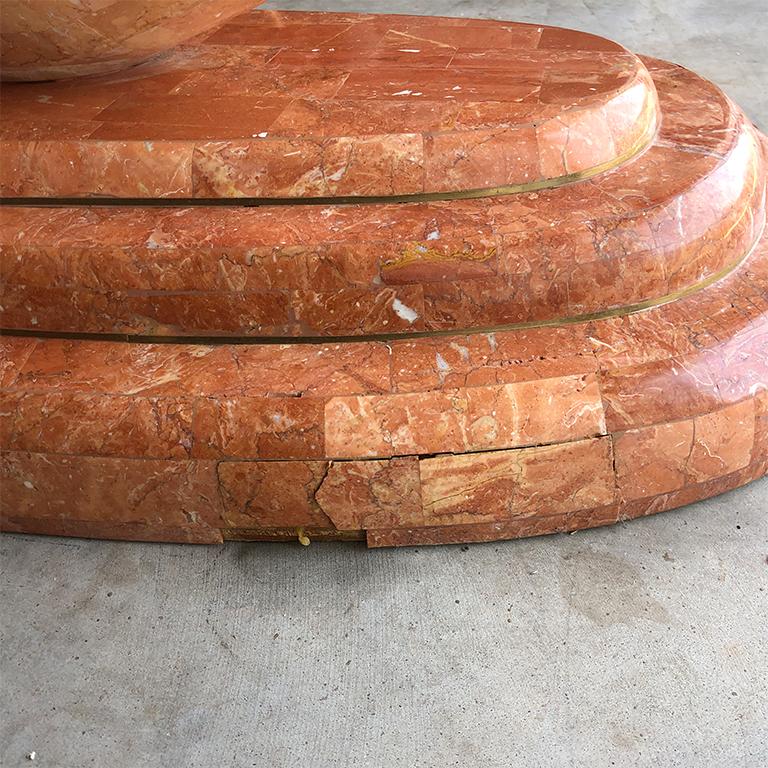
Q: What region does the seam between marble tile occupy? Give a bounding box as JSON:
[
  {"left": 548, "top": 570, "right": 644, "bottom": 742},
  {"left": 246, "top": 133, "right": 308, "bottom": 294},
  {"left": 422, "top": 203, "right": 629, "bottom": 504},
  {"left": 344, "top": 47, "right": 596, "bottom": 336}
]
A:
[{"left": 1, "top": 397, "right": 754, "bottom": 462}]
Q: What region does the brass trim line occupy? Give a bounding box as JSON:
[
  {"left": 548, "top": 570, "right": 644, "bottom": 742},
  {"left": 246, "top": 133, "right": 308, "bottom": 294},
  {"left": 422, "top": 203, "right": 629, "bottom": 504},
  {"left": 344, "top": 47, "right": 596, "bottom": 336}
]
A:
[
  {"left": 1, "top": 233, "right": 759, "bottom": 348},
  {"left": 0, "top": 114, "right": 657, "bottom": 209}
]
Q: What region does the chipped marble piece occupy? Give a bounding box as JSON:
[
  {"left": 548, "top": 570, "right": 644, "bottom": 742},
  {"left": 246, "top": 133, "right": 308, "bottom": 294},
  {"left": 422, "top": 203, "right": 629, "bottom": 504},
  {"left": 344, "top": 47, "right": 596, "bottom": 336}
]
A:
[
  {"left": 217, "top": 461, "right": 332, "bottom": 529},
  {"left": 315, "top": 457, "right": 423, "bottom": 530}
]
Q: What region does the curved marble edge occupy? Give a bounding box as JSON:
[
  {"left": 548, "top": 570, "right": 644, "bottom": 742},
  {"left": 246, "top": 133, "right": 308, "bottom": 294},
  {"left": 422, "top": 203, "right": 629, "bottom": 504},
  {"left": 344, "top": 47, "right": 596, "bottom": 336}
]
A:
[
  {"left": 0, "top": 236, "right": 757, "bottom": 346},
  {"left": 0, "top": 0, "right": 265, "bottom": 82},
  {"left": 364, "top": 455, "right": 768, "bottom": 547},
  {"left": 0, "top": 66, "right": 764, "bottom": 338},
  {"left": 0, "top": 11, "right": 657, "bottom": 197},
  {"left": 1, "top": 200, "right": 767, "bottom": 545},
  {"left": 0, "top": 112, "right": 655, "bottom": 206}
]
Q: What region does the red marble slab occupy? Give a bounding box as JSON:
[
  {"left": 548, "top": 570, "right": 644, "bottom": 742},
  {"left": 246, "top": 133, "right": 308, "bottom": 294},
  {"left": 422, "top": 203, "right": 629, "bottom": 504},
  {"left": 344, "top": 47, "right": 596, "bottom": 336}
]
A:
[
  {"left": 366, "top": 459, "right": 768, "bottom": 547},
  {"left": 217, "top": 460, "right": 333, "bottom": 529},
  {"left": 417, "top": 437, "right": 616, "bottom": 526},
  {"left": 0, "top": 516, "right": 223, "bottom": 544},
  {"left": 0, "top": 337, "right": 36, "bottom": 387},
  {"left": 323, "top": 373, "right": 605, "bottom": 459},
  {"left": 0, "top": 14, "right": 766, "bottom": 548},
  {"left": 315, "top": 457, "right": 422, "bottom": 530},
  {"left": 613, "top": 399, "right": 755, "bottom": 500},
  {"left": 1, "top": 60, "right": 763, "bottom": 338},
  {"left": 0, "top": 452, "right": 224, "bottom": 530},
  {"left": 2, "top": 216, "right": 767, "bottom": 545},
  {"left": 0, "top": 10, "right": 657, "bottom": 198}
]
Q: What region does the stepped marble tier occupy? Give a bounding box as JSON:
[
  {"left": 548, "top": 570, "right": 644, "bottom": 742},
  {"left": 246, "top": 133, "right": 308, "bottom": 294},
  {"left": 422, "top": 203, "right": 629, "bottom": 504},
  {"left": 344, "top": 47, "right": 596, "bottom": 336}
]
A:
[
  {"left": 0, "top": 11, "right": 658, "bottom": 198},
  {"left": 0, "top": 58, "right": 760, "bottom": 337},
  {"left": 1, "top": 10, "right": 766, "bottom": 547}
]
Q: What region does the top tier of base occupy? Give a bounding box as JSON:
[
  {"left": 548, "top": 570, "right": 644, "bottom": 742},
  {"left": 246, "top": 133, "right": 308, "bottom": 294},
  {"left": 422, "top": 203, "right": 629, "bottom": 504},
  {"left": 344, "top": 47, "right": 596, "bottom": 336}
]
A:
[{"left": 0, "top": 10, "right": 658, "bottom": 199}]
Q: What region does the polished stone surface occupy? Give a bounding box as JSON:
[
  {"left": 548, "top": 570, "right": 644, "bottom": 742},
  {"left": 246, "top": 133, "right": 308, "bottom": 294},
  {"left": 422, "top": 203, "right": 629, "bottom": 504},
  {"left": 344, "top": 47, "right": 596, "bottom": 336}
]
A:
[
  {"left": 0, "top": 8, "right": 766, "bottom": 548},
  {"left": 1, "top": 2, "right": 766, "bottom": 767},
  {"left": 2, "top": 224, "right": 767, "bottom": 545},
  {"left": 0, "top": 0, "right": 263, "bottom": 81},
  {"left": 0, "top": 57, "right": 761, "bottom": 336},
  {"left": 0, "top": 11, "right": 657, "bottom": 197}
]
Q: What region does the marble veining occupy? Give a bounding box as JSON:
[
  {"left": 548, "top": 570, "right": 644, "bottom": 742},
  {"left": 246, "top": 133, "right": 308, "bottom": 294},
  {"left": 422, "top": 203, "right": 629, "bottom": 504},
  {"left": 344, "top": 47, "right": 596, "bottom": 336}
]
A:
[
  {"left": 1, "top": 58, "right": 763, "bottom": 338},
  {"left": 0, "top": 10, "right": 766, "bottom": 547},
  {"left": 0, "top": 11, "right": 657, "bottom": 197}
]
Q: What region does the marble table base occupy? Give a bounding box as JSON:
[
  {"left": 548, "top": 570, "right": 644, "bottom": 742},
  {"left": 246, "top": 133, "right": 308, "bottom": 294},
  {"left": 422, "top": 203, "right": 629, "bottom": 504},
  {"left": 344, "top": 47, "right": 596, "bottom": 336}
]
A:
[{"left": 0, "top": 10, "right": 766, "bottom": 546}]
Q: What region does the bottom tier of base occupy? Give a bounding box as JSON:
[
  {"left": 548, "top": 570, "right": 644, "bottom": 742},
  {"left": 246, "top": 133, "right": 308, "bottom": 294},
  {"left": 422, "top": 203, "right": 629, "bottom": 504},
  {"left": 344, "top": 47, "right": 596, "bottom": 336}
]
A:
[{"left": 2, "top": 455, "right": 766, "bottom": 548}]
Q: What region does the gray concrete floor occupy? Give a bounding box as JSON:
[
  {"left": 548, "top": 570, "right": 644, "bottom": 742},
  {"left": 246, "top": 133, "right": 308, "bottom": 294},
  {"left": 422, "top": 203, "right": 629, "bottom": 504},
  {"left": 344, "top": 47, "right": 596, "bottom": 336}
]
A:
[{"left": 2, "top": 2, "right": 767, "bottom": 766}]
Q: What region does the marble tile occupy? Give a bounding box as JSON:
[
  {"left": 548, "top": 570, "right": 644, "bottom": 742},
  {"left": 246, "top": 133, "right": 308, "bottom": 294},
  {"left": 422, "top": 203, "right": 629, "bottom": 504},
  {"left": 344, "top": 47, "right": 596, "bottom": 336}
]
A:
[
  {"left": 417, "top": 438, "right": 615, "bottom": 526},
  {"left": 0, "top": 451, "right": 223, "bottom": 529},
  {"left": 217, "top": 460, "right": 332, "bottom": 528},
  {"left": 0, "top": 392, "right": 195, "bottom": 460},
  {"left": 316, "top": 457, "right": 422, "bottom": 530},
  {"left": 192, "top": 396, "right": 325, "bottom": 460},
  {"left": 0, "top": 516, "right": 222, "bottom": 544},
  {"left": 614, "top": 421, "right": 695, "bottom": 500},
  {"left": 324, "top": 374, "right": 605, "bottom": 459}
]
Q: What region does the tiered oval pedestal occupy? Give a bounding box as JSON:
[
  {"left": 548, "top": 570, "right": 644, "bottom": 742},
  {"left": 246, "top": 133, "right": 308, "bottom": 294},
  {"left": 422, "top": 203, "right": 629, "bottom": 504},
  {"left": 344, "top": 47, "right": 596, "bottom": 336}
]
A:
[{"left": 1, "top": 11, "right": 766, "bottom": 547}]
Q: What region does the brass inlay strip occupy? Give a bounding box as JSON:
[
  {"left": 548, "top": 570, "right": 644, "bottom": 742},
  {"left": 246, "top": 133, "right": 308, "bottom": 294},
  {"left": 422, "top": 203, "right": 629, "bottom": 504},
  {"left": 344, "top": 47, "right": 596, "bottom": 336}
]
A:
[
  {"left": 0, "top": 113, "right": 657, "bottom": 208},
  {"left": 222, "top": 528, "right": 365, "bottom": 542},
  {"left": 0, "top": 236, "right": 757, "bottom": 347}
]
